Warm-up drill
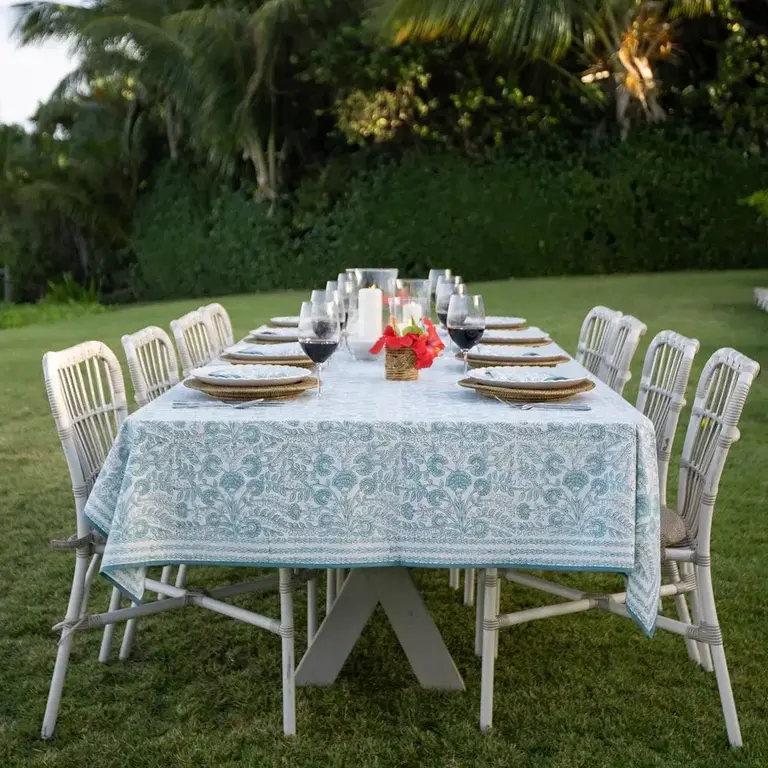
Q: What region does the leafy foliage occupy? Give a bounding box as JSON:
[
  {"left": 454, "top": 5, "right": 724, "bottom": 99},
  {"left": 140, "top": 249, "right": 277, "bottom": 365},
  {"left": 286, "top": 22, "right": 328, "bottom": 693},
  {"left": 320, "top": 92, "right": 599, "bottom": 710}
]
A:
[
  {"left": 132, "top": 132, "right": 768, "bottom": 298},
  {"left": 4, "top": 0, "right": 768, "bottom": 303}
]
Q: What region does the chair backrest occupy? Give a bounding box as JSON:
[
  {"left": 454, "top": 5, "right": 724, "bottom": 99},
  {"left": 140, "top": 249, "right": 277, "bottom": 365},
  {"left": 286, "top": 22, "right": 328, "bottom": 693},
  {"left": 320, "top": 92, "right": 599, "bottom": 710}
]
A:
[
  {"left": 43, "top": 341, "right": 128, "bottom": 534},
  {"left": 122, "top": 325, "right": 180, "bottom": 408},
  {"left": 200, "top": 302, "right": 234, "bottom": 354},
  {"left": 635, "top": 330, "right": 700, "bottom": 505},
  {"left": 170, "top": 309, "right": 217, "bottom": 377},
  {"left": 677, "top": 348, "right": 760, "bottom": 549},
  {"left": 575, "top": 306, "right": 622, "bottom": 376},
  {"left": 598, "top": 314, "right": 648, "bottom": 395}
]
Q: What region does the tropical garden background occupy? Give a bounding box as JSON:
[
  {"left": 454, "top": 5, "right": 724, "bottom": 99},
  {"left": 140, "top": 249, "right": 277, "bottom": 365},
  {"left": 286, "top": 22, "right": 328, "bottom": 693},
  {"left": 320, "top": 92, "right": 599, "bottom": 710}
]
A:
[{"left": 1, "top": 0, "right": 768, "bottom": 315}]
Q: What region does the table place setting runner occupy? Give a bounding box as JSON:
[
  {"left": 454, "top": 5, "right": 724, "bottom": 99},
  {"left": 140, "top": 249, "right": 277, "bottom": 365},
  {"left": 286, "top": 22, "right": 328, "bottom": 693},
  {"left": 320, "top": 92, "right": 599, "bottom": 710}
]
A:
[{"left": 84, "top": 338, "right": 661, "bottom": 634}]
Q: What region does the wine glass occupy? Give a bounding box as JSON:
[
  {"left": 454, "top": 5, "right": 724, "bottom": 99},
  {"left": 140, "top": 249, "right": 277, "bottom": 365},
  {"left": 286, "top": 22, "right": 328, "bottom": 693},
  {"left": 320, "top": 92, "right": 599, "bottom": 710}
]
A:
[
  {"left": 298, "top": 300, "right": 341, "bottom": 397},
  {"left": 327, "top": 289, "right": 346, "bottom": 332},
  {"left": 310, "top": 289, "right": 327, "bottom": 305},
  {"left": 326, "top": 280, "right": 338, "bottom": 294},
  {"left": 435, "top": 277, "right": 458, "bottom": 328},
  {"left": 447, "top": 294, "right": 486, "bottom": 375}
]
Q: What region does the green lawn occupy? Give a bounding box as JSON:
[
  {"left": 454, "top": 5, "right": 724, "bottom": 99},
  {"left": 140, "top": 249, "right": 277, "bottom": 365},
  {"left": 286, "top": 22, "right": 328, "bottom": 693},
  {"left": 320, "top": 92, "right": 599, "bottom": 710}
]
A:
[{"left": 2, "top": 271, "right": 767, "bottom": 768}]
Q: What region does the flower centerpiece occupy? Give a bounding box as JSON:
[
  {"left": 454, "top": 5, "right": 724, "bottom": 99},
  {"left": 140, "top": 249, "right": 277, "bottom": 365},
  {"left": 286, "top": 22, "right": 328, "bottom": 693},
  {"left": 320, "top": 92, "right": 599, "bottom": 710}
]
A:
[{"left": 370, "top": 318, "right": 445, "bottom": 381}]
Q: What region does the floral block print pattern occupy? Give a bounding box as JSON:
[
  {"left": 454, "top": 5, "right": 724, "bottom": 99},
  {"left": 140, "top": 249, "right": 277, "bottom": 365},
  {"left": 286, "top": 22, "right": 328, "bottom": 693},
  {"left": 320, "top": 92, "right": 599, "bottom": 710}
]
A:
[{"left": 84, "top": 348, "right": 660, "bottom": 633}]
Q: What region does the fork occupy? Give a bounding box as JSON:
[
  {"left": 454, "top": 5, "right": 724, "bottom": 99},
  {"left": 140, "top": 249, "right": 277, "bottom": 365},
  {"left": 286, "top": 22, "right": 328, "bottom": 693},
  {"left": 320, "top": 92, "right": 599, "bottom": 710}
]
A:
[
  {"left": 493, "top": 397, "right": 591, "bottom": 411},
  {"left": 172, "top": 399, "right": 281, "bottom": 409}
]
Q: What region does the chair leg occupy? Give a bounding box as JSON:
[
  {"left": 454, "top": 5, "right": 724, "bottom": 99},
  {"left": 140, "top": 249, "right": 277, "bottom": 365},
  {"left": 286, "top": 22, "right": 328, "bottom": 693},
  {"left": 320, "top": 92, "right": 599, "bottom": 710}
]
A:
[
  {"left": 463, "top": 568, "right": 476, "bottom": 606},
  {"left": 307, "top": 575, "right": 317, "bottom": 646},
  {"left": 158, "top": 566, "right": 173, "bottom": 600},
  {"left": 449, "top": 568, "right": 460, "bottom": 590},
  {"left": 474, "top": 569, "right": 485, "bottom": 657},
  {"left": 688, "top": 565, "right": 713, "bottom": 671},
  {"left": 696, "top": 563, "right": 742, "bottom": 748},
  {"left": 174, "top": 565, "right": 188, "bottom": 589},
  {"left": 98, "top": 588, "right": 121, "bottom": 663},
  {"left": 42, "top": 550, "right": 89, "bottom": 739},
  {"left": 664, "top": 561, "right": 700, "bottom": 663},
  {"left": 326, "top": 570, "right": 336, "bottom": 614},
  {"left": 119, "top": 609, "right": 138, "bottom": 661},
  {"left": 493, "top": 580, "right": 501, "bottom": 659},
  {"left": 79, "top": 553, "right": 101, "bottom": 616},
  {"left": 335, "top": 569, "right": 345, "bottom": 596},
  {"left": 279, "top": 568, "right": 296, "bottom": 736},
  {"left": 480, "top": 568, "right": 498, "bottom": 732}
]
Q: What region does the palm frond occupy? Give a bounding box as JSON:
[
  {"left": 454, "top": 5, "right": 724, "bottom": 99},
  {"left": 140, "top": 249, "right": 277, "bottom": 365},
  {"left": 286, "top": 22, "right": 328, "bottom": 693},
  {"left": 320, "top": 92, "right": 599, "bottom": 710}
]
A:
[{"left": 378, "top": 0, "right": 582, "bottom": 60}]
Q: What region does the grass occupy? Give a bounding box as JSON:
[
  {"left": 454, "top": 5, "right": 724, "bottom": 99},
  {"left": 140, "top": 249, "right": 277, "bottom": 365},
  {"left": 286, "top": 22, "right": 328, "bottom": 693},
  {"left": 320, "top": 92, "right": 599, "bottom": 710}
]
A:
[
  {"left": 1, "top": 270, "right": 767, "bottom": 768},
  {"left": 0, "top": 300, "right": 108, "bottom": 330}
]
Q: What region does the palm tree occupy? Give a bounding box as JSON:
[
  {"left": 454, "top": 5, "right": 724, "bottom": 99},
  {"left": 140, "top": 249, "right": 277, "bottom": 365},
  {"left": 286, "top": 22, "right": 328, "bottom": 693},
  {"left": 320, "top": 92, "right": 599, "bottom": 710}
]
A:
[
  {"left": 379, "top": 0, "right": 715, "bottom": 136},
  {"left": 13, "top": 0, "right": 358, "bottom": 206}
]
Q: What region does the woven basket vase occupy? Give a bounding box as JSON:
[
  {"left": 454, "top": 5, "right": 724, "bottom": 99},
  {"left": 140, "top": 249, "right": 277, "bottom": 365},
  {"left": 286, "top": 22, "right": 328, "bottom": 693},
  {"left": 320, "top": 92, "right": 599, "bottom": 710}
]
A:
[{"left": 385, "top": 347, "right": 419, "bottom": 381}]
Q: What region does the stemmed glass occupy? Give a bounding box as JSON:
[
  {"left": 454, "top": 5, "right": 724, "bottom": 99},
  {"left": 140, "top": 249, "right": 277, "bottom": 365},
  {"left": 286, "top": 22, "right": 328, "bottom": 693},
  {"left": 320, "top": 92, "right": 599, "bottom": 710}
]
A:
[
  {"left": 435, "top": 276, "right": 459, "bottom": 328},
  {"left": 298, "top": 300, "right": 341, "bottom": 397},
  {"left": 447, "top": 294, "right": 486, "bottom": 375}
]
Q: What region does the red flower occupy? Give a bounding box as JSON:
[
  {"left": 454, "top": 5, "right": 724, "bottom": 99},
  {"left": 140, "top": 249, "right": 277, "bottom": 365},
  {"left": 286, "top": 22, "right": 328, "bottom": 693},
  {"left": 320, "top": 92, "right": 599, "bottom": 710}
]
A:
[{"left": 369, "top": 318, "right": 445, "bottom": 369}]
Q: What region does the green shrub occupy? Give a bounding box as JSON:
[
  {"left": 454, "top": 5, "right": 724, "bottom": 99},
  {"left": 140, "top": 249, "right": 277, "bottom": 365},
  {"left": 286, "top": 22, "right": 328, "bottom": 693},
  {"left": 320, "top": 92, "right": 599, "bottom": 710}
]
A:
[
  {"left": 131, "top": 133, "right": 768, "bottom": 300},
  {"left": 45, "top": 273, "right": 100, "bottom": 304},
  {"left": 315, "top": 133, "right": 768, "bottom": 279}
]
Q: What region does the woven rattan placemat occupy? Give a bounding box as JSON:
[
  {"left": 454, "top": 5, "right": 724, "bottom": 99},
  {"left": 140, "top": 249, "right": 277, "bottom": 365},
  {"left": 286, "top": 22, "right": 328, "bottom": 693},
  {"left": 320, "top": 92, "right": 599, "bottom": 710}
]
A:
[
  {"left": 184, "top": 376, "right": 317, "bottom": 402},
  {"left": 220, "top": 352, "right": 313, "bottom": 369},
  {"left": 458, "top": 353, "right": 569, "bottom": 368},
  {"left": 458, "top": 377, "right": 595, "bottom": 402},
  {"left": 480, "top": 338, "right": 550, "bottom": 346}
]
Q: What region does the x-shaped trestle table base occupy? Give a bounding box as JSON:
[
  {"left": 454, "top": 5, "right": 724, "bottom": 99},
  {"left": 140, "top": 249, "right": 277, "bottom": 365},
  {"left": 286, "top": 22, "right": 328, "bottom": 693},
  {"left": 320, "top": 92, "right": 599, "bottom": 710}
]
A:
[{"left": 295, "top": 567, "right": 465, "bottom": 691}]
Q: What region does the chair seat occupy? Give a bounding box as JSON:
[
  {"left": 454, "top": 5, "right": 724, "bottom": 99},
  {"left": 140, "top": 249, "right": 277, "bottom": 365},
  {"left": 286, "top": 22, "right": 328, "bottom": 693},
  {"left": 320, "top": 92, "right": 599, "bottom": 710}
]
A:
[{"left": 661, "top": 505, "right": 689, "bottom": 548}]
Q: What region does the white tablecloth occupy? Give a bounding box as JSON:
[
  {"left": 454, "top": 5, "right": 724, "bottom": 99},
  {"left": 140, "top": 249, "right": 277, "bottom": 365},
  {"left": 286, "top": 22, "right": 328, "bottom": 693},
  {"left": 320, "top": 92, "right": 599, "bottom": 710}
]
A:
[{"left": 84, "top": 343, "right": 660, "bottom": 633}]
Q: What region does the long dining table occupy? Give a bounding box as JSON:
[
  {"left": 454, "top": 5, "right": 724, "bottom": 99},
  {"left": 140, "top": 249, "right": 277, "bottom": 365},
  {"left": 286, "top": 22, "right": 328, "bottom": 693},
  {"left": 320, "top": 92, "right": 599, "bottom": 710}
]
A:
[{"left": 83, "top": 334, "right": 660, "bottom": 689}]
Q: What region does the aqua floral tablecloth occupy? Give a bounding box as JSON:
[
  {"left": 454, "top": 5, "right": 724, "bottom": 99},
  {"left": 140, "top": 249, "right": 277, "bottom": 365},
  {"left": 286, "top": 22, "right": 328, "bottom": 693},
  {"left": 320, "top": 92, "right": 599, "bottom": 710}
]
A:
[{"left": 84, "top": 346, "right": 660, "bottom": 634}]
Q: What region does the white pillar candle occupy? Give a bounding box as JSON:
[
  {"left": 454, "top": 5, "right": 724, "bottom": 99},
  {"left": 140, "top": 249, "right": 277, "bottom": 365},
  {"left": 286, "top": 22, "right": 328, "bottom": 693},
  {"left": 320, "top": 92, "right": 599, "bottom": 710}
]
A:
[
  {"left": 357, "top": 287, "right": 383, "bottom": 339},
  {"left": 402, "top": 301, "right": 423, "bottom": 324}
]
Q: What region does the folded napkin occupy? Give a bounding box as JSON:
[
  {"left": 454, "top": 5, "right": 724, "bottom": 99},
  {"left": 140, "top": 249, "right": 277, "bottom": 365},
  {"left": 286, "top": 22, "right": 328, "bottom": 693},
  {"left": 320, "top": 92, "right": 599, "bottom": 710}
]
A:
[
  {"left": 231, "top": 342, "right": 305, "bottom": 357},
  {"left": 471, "top": 342, "right": 560, "bottom": 357}
]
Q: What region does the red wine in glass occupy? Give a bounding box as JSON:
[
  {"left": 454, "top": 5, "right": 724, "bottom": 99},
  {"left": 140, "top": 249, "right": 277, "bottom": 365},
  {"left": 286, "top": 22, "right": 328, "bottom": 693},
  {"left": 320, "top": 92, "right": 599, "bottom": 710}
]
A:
[
  {"left": 300, "top": 340, "right": 338, "bottom": 364},
  {"left": 448, "top": 326, "right": 485, "bottom": 350}
]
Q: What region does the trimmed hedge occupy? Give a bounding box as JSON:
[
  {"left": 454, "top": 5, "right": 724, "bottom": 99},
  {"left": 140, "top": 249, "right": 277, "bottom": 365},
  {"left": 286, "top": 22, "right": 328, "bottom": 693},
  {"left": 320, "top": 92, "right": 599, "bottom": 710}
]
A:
[{"left": 132, "top": 133, "right": 768, "bottom": 300}]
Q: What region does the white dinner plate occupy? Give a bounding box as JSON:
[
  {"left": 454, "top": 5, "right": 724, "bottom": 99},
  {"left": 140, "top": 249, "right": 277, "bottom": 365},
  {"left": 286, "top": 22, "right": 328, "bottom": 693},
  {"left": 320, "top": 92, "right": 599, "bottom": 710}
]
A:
[
  {"left": 467, "top": 366, "right": 589, "bottom": 390},
  {"left": 225, "top": 342, "right": 306, "bottom": 358},
  {"left": 485, "top": 315, "right": 527, "bottom": 329},
  {"left": 482, "top": 327, "right": 551, "bottom": 344},
  {"left": 270, "top": 316, "right": 300, "bottom": 327},
  {"left": 191, "top": 364, "right": 310, "bottom": 387},
  {"left": 468, "top": 343, "right": 563, "bottom": 360},
  {"left": 248, "top": 326, "right": 299, "bottom": 342}
]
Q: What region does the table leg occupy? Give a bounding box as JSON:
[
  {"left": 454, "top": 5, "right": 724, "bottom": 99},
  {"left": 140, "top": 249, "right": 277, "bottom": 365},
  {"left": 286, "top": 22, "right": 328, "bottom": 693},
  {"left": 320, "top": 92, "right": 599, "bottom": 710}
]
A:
[{"left": 295, "top": 567, "right": 464, "bottom": 691}]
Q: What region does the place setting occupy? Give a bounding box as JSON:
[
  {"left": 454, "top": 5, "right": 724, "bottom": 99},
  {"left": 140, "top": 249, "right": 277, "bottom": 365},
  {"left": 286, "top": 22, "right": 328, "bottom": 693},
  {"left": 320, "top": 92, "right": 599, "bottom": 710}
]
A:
[
  {"left": 484, "top": 315, "right": 527, "bottom": 330},
  {"left": 181, "top": 363, "right": 318, "bottom": 405},
  {"left": 220, "top": 341, "right": 313, "bottom": 368},
  {"left": 480, "top": 326, "right": 552, "bottom": 345},
  {"left": 246, "top": 325, "right": 300, "bottom": 343},
  {"left": 460, "top": 342, "right": 570, "bottom": 368}
]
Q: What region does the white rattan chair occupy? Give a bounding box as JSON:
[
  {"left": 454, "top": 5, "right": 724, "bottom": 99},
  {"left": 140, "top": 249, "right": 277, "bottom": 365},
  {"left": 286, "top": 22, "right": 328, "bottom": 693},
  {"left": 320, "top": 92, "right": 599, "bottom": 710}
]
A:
[
  {"left": 170, "top": 309, "right": 217, "bottom": 377},
  {"left": 41, "top": 341, "right": 133, "bottom": 738},
  {"left": 42, "top": 344, "right": 302, "bottom": 738},
  {"left": 477, "top": 347, "right": 759, "bottom": 748},
  {"left": 200, "top": 302, "right": 234, "bottom": 354},
  {"left": 636, "top": 330, "right": 700, "bottom": 505},
  {"left": 598, "top": 314, "right": 647, "bottom": 394},
  {"left": 754, "top": 287, "right": 768, "bottom": 312},
  {"left": 575, "top": 306, "right": 623, "bottom": 376},
  {"left": 122, "top": 326, "right": 180, "bottom": 408}
]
